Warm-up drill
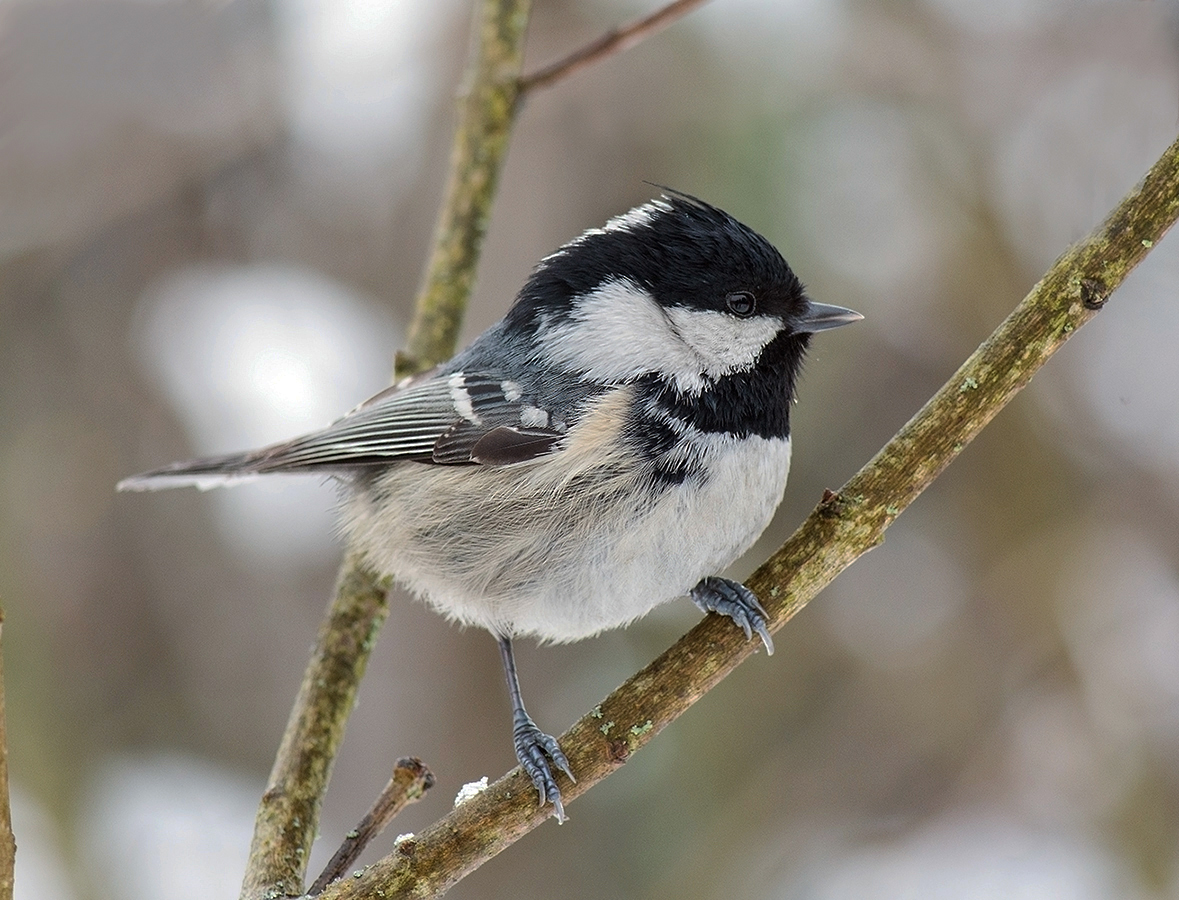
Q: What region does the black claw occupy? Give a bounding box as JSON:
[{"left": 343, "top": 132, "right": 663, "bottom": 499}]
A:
[
  {"left": 691, "top": 576, "right": 775, "bottom": 655},
  {"left": 498, "top": 635, "right": 575, "bottom": 821},
  {"left": 513, "top": 712, "right": 574, "bottom": 822}
]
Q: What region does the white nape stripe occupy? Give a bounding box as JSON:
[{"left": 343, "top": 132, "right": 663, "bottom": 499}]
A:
[
  {"left": 536, "top": 200, "right": 672, "bottom": 272},
  {"left": 664, "top": 307, "right": 783, "bottom": 377},
  {"left": 601, "top": 199, "right": 670, "bottom": 233}
]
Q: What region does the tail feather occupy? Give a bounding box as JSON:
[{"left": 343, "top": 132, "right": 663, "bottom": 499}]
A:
[
  {"left": 117, "top": 423, "right": 384, "bottom": 490},
  {"left": 117, "top": 450, "right": 267, "bottom": 492}
]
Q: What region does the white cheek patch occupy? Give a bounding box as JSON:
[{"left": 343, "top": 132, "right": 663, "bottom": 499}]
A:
[
  {"left": 536, "top": 278, "right": 784, "bottom": 392},
  {"left": 665, "top": 307, "right": 783, "bottom": 378},
  {"left": 536, "top": 278, "right": 705, "bottom": 388}
]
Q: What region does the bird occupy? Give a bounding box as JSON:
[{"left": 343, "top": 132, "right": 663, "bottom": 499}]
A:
[{"left": 119, "top": 191, "right": 861, "bottom": 821}]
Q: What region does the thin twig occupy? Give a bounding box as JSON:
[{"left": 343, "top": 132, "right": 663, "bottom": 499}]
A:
[
  {"left": 308, "top": 759, "right": 435, "bottom": 896},
  {"left": 314, "top": 133, "right": 1179, "bottom": 900},
  {"left": 519, "top": 0, "right": 711, "bottom": 94},
  {"left": 0, "top": 607, "right": 13, "bottom": 900}
]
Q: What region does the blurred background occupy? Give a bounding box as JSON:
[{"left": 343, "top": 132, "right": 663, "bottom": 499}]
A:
[{"left": 2, "top": 0, "right": 1179, "bottom": 897}]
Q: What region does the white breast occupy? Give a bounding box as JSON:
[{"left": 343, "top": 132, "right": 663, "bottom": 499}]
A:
[{"left": 542, "top": 431, "right": 792, "bottom": 640}]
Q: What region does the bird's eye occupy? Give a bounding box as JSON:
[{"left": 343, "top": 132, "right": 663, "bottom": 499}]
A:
[{"left": 725, "top": 291, "right": 756, "bottom": 317}]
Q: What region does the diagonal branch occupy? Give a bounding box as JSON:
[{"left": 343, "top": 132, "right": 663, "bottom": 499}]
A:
[
  {"left": 519, "top": 0, "right": 712, "bottom": 95},
  {"left": 313, "top": 134, "right": 1179, "bottom": 900}
]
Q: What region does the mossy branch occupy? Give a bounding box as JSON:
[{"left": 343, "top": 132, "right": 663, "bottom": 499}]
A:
[
  {"left": 312, "top": 134, "right": 1179, "bottom": 900},
  {"left": 238, "top": 3, "right": 531, "bottom": 897},
  {"left": 238, "top": 556, "right": 393, "bottom": 900},
  {"left": 395, "top": 0, "right": 532, "bottom": 380},
  {"left": 239, "top": 3, "right": 716, "bottom": 896}
]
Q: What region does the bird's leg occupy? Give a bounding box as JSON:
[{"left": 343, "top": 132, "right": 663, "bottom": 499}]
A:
[
  {"left": 497, "top": 635, "right": 575, "bottom": 822},
  {"left": 690, "top": 576, "right": 775, "bottom": 655}
]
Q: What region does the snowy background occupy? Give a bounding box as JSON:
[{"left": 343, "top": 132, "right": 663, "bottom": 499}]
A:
[{"left": 2, "top": 1, "right": 1179, "bottom": 898}]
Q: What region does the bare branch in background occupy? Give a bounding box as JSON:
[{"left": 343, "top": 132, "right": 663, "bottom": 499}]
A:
[
  {"left": 313, "top": 133, "right": 1179, "bottom": 900},
  {"left": 519, "top": 0, "right": 712, "bottom": 95}
]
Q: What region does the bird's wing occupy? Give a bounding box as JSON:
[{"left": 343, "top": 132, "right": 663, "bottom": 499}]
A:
[{"left": 117, "top": 370, "right": 567, "bottom": 491}]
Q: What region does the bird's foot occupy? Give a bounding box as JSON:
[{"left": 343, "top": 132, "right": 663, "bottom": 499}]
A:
[
  {"left": 512, "top": 711, "right": 575, "bottom": 822},
  {"left": 691, "top": 575, "right": 774, "bottom": 655}
]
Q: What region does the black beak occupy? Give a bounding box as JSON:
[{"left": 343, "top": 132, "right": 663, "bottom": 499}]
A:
[{"left": 794, "top": 301, "right": 864, "bottom": 333}]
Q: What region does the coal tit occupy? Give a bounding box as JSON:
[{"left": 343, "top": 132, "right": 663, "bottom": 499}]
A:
[{"left": 120, "top": 192, "right": 861, "bottom": 821}]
